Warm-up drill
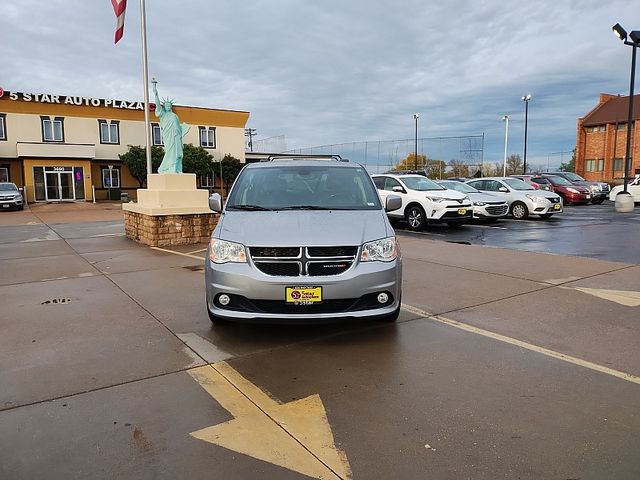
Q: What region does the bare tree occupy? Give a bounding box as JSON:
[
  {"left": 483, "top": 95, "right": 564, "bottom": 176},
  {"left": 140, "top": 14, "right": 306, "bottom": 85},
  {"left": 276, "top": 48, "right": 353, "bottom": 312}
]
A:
[
  {"left": 448, "top": 159, "right": 469, "bottom": 178},
  {"left": 506, "top": 154, "right": 523, "bottom": 175}
]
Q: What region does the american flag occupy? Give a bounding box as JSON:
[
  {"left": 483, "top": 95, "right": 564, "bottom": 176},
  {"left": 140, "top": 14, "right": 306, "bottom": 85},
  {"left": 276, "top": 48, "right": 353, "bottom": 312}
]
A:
[{"left": 112, "top": 0, "right": 127, "bottom": 44}]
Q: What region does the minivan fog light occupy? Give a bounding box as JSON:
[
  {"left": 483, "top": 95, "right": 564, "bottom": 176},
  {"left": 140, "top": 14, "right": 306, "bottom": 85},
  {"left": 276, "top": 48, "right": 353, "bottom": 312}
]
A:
[
  {"left": 377, "top": 292, "right": 389, "bottom": 304},
  {"left": 218, "top": 294, "right": 231, "bottom": 306}
]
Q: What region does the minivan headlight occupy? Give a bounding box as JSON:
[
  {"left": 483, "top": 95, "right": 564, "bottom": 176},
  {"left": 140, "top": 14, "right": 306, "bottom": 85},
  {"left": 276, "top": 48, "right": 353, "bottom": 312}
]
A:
[
  {"left": 361, "top": 236, "right": 397, "bottom": 262},
  {"left": 209, "top": 239, "right": 247, "bottom": 263}
]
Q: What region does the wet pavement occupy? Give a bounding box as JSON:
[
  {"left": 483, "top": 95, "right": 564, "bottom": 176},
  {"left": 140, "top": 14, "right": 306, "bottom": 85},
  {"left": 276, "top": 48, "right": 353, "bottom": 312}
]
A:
[
  {"left": 1, "top": 203, "right": 639, "bottom": 479},
  {"left": 396, "top": 202, "right": 640, "bottom": 264}
]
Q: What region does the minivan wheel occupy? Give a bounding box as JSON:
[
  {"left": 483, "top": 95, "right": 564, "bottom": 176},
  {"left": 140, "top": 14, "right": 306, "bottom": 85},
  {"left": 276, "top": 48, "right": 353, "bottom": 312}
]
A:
[
  {"left": 510, "top": 201, "right": 529, "bottom": 220},
  {"left": 405, "top": 205, "right": 426, "bottom": 231}
]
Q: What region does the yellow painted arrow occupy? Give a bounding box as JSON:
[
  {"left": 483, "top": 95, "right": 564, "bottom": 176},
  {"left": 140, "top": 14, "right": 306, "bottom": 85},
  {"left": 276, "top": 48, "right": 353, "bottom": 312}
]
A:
[
  {"left": 188, "top": 363, "right": 352, "bottom": 480},
  {"left": 569, "top": 287, "right": 640, "bottom": 307}
]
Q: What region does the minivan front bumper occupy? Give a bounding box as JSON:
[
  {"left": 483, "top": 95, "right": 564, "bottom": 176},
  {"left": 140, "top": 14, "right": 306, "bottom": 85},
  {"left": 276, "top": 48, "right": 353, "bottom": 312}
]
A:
[{"left": 205, "top": 256, "right": 402, "bottom": 322}]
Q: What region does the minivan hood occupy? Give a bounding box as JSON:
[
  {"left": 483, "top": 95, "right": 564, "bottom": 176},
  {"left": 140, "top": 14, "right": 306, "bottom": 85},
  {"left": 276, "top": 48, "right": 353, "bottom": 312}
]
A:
[{"left": 216, "top": 210, "right": 390, "bottom": 247}]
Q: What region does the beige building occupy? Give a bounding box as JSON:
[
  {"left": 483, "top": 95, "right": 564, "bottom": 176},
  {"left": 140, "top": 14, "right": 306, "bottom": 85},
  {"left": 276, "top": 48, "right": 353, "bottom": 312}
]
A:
[{"left": 0, "top": 89, "right": 249, "bottom": 202}]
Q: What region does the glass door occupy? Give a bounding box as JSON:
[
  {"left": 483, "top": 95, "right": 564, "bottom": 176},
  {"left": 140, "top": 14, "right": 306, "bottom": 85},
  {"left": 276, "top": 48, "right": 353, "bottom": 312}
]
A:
[
  {"left": 60, "top": 172, "right": 74, "bottom": 200},
  {"left": 45, "top": 172, "right": 61, "bottom": 200},
  {"left": 44, "top": 169, "right": 76, "bottom": 201}
]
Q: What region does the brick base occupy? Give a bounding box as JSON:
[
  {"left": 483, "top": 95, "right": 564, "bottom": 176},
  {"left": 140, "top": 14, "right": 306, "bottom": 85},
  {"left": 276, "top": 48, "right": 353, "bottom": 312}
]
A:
[{"left": 123, "top": 210, "right": 219, "bottom": 247}]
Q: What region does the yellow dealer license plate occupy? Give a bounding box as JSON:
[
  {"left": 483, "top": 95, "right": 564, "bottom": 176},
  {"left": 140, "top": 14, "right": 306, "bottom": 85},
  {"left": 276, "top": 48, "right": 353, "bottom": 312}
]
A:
[
  {"left": 286, "top": 286, "right": 322, "bottom": 304},
  {"left": 458, "top": 208, "right": 467, "bottom": 215},
  {"left": 554, "top": 203, "right": 561, "bottom": 210}
]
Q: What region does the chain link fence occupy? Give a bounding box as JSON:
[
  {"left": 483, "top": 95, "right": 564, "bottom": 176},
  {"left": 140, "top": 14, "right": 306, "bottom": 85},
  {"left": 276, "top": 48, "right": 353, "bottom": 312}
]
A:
[{"left": 284, "top": 135, "right": 485, "bottom": 176}]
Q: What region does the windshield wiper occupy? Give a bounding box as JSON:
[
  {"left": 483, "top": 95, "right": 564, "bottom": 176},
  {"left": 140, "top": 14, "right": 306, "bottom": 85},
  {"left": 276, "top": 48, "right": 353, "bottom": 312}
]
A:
[
  {"left": 278, "top": 205, "right": 333, "bottom": 210},
  {"left": 227, "top": 204, "right": 273, "bottom": 211}
]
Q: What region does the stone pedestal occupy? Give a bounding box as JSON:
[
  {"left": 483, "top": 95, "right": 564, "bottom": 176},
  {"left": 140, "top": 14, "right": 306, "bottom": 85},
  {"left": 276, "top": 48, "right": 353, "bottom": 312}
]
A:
[{"left": 123, "top": 174, "right": 218, "bottom": 247}]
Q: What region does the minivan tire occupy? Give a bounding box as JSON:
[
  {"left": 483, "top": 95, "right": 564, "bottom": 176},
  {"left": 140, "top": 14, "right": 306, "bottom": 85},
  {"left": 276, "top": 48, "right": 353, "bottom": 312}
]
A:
[
  {"left": 405, "top": 204, "right": 426, "bottom": 231},
  {"left": 510, "top": 201, "right": 529, "bottom": 220}
]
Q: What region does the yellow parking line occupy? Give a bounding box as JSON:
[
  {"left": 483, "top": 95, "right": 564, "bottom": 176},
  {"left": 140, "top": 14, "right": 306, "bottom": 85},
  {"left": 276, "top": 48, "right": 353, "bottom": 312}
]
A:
[
  {"left": 150, "top": 246, "right": 205, "bottom": 261},
  {"left": 402, "top": 303, "right": 640, "bottom": 386}
]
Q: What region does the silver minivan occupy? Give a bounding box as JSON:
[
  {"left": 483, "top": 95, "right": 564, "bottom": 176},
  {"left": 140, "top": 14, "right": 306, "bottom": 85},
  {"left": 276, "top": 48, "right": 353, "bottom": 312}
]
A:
[{"left": 205, "top": 157, "right": 403, "bottom": 324}]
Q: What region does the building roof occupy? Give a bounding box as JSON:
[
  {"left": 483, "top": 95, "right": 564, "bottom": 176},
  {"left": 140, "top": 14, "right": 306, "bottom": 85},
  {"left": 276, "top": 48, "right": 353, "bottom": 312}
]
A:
[{"left": 582, "top": 94, "right": 640, "bottom": 127}]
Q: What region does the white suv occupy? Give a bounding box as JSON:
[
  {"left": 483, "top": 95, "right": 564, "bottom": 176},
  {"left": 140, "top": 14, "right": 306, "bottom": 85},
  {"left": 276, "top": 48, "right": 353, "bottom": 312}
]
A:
[{"left": 372, "top": 174, "right": 472, "bottom": 230}]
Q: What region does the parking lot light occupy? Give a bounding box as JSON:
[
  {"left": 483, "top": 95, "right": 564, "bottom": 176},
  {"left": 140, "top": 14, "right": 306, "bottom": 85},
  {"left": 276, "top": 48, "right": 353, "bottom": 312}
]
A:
[
  {"left": 522, "top": 95, "right": 532, "bottom": 174},
  {"left": 413, "top": 113, "right": 420, "bottom": 171},
  {"left": 612, "top": 23, "right": 639, "bottom": 210},
  {"left": 502, "top": 115, "right": 509, "bottom": 176}
]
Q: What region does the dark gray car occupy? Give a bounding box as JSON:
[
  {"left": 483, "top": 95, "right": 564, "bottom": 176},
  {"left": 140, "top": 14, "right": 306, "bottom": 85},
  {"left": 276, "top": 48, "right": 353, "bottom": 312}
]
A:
[{"left": 205, "top": 158, "right": 403, "bottom": 324}]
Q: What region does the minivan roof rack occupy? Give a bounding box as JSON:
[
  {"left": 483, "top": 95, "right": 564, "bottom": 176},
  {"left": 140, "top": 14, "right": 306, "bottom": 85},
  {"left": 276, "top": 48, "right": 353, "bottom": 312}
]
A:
[{"left": 262, "top": 154, "right": 348, "bottom": 162}]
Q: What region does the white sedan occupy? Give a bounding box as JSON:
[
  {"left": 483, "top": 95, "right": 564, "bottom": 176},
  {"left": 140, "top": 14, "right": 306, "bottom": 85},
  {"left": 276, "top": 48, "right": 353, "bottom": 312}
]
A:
[{"left": 609, "top": 175, "right": 640, "bottom": 202}]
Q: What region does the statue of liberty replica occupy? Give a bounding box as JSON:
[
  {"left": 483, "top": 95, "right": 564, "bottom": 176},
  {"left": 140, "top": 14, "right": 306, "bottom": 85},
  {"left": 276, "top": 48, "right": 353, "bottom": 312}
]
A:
[{"left": 151, "top": 78, "right": 190, "bottom": 173}]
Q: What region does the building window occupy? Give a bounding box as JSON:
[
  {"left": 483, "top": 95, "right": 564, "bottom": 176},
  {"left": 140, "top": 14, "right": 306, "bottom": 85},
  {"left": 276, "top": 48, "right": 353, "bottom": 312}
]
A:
[
  {"left": 616, "top": 123, "right": 628, "bottom": 131},
  {"left": 585, "top": 159, "right": 595, "bottom": 172},
  {"left": 0, "top": 166, "right": 8, "bottom": 182},
  {"left": 102, "top": 168, "right": 120, "bottom": 188},
  {"left": 199, "top": 126, "right": 216, "bottom": 148},
  {"left": 597, "top": 159, "right": 604, "bottom": 171},
  {"left": 41, "top": 116, "right": 64, "bottom": 142},
  {"left": 151, "top": 123, "right": 163, "bottom": 146},
  {"left": 613, "top": 158, "right": 623, "bottom": 171},
  {"left": 98, "top": 120, "right": 120, "bottom": 144},
  {"left": 0, "top": 114, "right": 6, "bottom": 141},
  {"left": 198, "top": 172, "right": 215, "bottom": 188},
  {"left": 586, "top": 125, "right": 605, "bottom": 133}
]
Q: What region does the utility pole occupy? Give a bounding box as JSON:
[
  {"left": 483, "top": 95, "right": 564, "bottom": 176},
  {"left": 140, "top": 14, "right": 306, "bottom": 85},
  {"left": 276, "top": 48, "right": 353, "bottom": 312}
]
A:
[{"left": 244, "top": 128, "right": 257, "bottom": 152}]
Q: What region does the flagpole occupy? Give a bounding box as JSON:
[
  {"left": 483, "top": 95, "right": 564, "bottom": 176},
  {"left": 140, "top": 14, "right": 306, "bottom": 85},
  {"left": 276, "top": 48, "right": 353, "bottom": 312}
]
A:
[{"left": 139, "top": 0, "right": 152, "bottom": 177}]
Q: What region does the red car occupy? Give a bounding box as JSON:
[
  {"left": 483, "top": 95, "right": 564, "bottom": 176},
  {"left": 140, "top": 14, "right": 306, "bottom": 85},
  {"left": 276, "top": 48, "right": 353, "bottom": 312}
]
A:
[{"left": 533, "top": 175, "right": 591, "bottom": 205}]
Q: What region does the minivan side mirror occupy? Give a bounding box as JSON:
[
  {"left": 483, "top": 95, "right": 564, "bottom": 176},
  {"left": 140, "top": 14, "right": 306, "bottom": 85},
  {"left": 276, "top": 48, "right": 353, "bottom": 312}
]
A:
[
  {"left": 385, "top": 194, "right": 402, "bottom": 212},
  {"left": 392, "top": 186, "right": 405, "bottom": 194},
  {"left": 498, "top": 186, "right": 509, "bottom": 193},
  {"left": 208, "top": 193, "right": 223, "bottom": 213}
]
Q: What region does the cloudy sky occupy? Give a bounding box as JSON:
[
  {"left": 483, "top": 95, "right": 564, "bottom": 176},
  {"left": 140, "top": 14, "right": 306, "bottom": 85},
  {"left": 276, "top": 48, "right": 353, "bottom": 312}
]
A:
[{"left": 2, "top": 1, "right": 639, "bottom": 169}]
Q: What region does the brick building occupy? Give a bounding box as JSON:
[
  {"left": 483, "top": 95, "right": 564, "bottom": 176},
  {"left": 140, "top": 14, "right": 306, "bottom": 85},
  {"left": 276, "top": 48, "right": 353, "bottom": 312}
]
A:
[{"left": 576, "top": 93, "right": 640, "bottom": 182}]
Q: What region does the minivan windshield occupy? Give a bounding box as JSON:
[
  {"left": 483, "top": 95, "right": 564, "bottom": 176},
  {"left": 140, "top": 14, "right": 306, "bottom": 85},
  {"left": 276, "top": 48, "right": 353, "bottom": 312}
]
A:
[
  {"left": 227, "top": 165, "right": 382, "bottom": 211},
  {"left": 502, "top": 178, "right": 535, "bottom": 191},
  {"left": 400, "top": 176, "right": 444, "bottom": 191}
]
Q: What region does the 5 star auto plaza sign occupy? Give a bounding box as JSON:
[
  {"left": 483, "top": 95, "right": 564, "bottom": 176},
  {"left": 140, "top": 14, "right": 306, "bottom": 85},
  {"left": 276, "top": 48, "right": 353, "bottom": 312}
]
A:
[{"left": 0, "top": 88, "right": 148, "bottom": 110}]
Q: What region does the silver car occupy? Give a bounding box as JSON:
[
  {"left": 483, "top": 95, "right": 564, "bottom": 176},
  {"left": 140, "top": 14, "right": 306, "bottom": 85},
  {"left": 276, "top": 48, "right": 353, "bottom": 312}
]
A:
[
  {"left": 205, "top": 158, "right": 403, "bottom": 324},
  {"left": 0, "top": 183, "right": 24, "bottom": 211},
  {"left": 437, "top": 180, "right": 508, "bottom": 220},
  {"left": 466, "top": 177, "right": 563, "bottom": 220}
]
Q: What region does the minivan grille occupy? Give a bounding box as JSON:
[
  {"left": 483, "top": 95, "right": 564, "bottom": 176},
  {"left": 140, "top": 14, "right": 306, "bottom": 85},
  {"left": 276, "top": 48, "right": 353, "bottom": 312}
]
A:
[{"left": 250, "top": 246, "right": 358, "bottom": 277}]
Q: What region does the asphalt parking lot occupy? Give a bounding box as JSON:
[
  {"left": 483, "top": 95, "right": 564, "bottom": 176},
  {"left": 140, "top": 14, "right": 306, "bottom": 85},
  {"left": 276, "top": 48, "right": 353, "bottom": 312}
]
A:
[
  {"left": 1, "top": 202, "right": 640, "bottom": 479},
  {"left": 395, "top": 201, "right": 640, "bottom": 264}
]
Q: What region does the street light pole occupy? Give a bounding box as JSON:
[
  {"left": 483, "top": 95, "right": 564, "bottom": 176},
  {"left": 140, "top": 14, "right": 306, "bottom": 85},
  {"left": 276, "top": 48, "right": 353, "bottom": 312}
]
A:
[
  {"left": 612, "top": 23, "right": 639, "bottom": 212},
  {"left": 522, "top": 94, "right": 532, "bottom": 174},
  {"left": 502, "top": 115, "right": 509, "bottom": 176},
  {"left": 413, "top": 113, "right": 420, "bottom": 171}
]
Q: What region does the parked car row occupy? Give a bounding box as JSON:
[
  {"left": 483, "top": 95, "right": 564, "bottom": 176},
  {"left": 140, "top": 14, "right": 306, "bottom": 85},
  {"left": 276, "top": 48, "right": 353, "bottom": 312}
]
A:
[{"left": 371, "top": 173, "right": 564, "bottom": 229}]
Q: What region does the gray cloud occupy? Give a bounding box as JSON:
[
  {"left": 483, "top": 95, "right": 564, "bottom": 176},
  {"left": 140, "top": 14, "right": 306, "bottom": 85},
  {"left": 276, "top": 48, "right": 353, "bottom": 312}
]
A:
[{"left": 1, "top": 0, "right": 639, "bottom": 169}]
